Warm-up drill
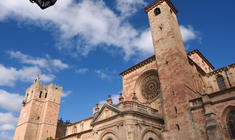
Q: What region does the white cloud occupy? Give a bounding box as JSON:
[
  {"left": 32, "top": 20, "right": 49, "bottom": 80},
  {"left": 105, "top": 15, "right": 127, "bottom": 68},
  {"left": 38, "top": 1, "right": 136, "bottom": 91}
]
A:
[
  {"left": 95, "top": 70, "right": 110, "bottom": 80},
  {"left": 111, "top": 94, "right": 120, "bottom": 105},
  {"left": 132, "top": 29, "right": 154, "bottom": 57},
  {"left": 0, "top": 64, "right": 55, "bottom": 86},
  {"left": 180, "top": 25, "right": 198, "bottom": 42},
  {"left": 116, "top": 0, "right": 147, "bottom": 16},
  {"left": 0, "top": 0, "right": 151, "bottom": 59},
  {"left": 75, "top": 68, "right": 89, "bottom": 74},
  {"left": 8, "top": 51, "right": 68, "bottom": 70},
  {"left": 62, "top": 90, "right": 72, "bottom": 98},
  {"left": 0, "top": 112, "right": 18, "bottom": 131},
  {"left": 99, "top": 94, "right": 120, "bottom": 105},
  {"left": 0, "top": 89, "right": 24, "bottom": 112},
  {"left": 0, "top": 65, "right": 18, "bottom": 87},
  {"left": 0, "top": 0, "right": 199, "bottom": 60},
  {"left": 0, "top": 131, "right": 13, "bottom": 140},
  {"left": 0, "top": 124, "right": 16, "bottom": 131},
  {"left": 95, "top": 68, "right": 119, "bottom": 80},
  {"left": 0, "top": 51, "right": 69, "bottom": 86},
  {"left": 52, "top": 59, "right": 69, "bottom": 70}
]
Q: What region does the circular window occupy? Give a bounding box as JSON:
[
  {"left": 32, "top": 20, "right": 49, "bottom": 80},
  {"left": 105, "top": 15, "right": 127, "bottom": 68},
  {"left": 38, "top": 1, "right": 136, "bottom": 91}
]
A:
[{"left": 140, "top": 71, "right": 160, "bottom": 101}]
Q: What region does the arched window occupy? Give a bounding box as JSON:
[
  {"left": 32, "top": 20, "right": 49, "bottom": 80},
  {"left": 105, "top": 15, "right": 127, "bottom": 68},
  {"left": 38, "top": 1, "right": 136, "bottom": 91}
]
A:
[
  {"left": 227, "top": 110, "right": 235, "bottom": 139},
  {"left": 216, "top": 75, "right": 226, "bottom": 90},
  {"left": 72, "top": 126, "right": 77, "bottom": 133},
  {"left": 176, "top": 124, "right": 180, "bottom": 131},
  {"left": 148, "top": 138, "right": 154, "bottom": 140},
  {"left": 39, "top": 91, "right": 42, "bottom": 98},
  {"left": 107, "top": 138, "right": 112, "bottom": 140}
]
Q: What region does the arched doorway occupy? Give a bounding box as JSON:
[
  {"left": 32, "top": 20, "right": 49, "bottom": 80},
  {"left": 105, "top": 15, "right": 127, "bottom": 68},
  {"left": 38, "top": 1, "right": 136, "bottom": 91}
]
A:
[
  {"left": 100, "top": 132, "right": 117, "bottom": 140},
  {"left": 142, "top": 130, "right": 161, "bottom": 140}
]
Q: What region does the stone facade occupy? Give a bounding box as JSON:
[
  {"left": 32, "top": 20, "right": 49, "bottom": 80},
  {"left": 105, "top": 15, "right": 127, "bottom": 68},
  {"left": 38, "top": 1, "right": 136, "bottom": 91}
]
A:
[{"left": 14, "top": 0, "right": 235, "bottom": 140}]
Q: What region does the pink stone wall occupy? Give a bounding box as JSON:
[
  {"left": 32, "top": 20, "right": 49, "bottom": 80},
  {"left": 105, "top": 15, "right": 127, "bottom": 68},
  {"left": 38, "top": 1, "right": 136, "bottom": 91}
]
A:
[
  {"left": 122, "top": 60, "right": 157, "bottom": 101},
  {"left": 189, "top": 53, "right": 213, "bottom": 73}
]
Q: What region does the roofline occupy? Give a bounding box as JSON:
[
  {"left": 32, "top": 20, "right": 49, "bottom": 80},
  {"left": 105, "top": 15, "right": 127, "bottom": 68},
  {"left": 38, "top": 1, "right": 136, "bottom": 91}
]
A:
[
  {"left": 120, "top": 50, "right": 210, "bottom": 77},
  {"left": 188, "top": 49, "right": 215, "bottom": 70},
  {"left": 67, "top": 117, "right": 93, "bottom": 126},
  {"left": 207, "top": 63, "right": 235, "bottom": 76},
  {"left": 120, "top": 55, "right": 156, "bottom": 76},
  {"left": 144, "top": 0, "right": 178, "bottom": 14}
]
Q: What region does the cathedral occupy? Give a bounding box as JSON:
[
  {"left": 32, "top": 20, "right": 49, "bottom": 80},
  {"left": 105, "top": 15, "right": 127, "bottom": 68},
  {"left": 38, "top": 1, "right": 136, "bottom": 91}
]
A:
[{"left": 13, "top": 0, "right": 235, "bottom": 140}]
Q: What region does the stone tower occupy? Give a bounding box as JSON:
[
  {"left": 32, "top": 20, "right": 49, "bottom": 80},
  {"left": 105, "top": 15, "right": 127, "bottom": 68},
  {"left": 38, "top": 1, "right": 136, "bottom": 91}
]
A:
[
  {"left": 14, "top": 76, "right": 62, "bottom": 140},
  {"left": 145, "top": 0, "right": 200, "bottom": 139}
]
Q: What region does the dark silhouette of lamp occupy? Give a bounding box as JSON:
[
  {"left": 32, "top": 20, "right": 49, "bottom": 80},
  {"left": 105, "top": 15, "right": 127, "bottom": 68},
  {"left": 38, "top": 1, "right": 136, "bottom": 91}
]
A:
[{"left": 29, "top": 0, "right": 57, "bottom": 10}]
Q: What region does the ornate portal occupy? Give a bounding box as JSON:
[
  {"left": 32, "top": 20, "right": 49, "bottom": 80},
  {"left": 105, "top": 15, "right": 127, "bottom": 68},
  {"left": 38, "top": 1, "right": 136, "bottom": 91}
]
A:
[{"left": 140, "top": 70, "right": 161, "bottom": 101}]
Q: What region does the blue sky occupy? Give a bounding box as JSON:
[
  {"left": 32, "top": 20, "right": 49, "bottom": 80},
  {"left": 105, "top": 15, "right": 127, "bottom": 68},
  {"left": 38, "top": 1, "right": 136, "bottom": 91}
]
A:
[{"left": 0, "top": 0, "right": 234, "bottom": 139}]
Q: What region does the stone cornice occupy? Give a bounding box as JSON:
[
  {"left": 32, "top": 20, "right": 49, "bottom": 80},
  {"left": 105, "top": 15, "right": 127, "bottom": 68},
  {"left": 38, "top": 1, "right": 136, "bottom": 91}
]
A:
[
  {"left": 67, "top": 117, "right": 93, "bottom": 127},
  {"left": 188, "top": 49, "right": 215, "bottom": 70},
  {"left": 120, "top": 55, "right": 156, "bottom": 77},
  {"left": 144, "top": 0, "right": 178, "bottom": 14},
  {"left": 91, "top": 101, "right": 162, "bottom": 126},
  {"left": 16, "top": 121, "right": 57, "bottom": 128},
  {"left": 120, "top": 50, "right": 207, "bottom": 77},
  {"left": 207, "top": 63, "right": 235, "bottom": 76},
  {"left": 120, "top": 49, "right": 233, "bottom": 77},
  {"left": 189, "top": 86, "right": 235, "bottom": 111}
]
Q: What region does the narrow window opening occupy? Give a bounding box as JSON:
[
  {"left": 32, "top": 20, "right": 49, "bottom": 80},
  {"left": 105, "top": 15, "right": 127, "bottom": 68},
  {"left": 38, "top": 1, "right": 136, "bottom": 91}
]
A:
[
  {"left": 175, "top": 106, "right": 178, "bottom": 114},
  {"left": 107, "top": 138, "right": 112, "bottom": 140},
  {"left": 227, "top": 110, "right": 235, "bottom": 139},
  {"left": 154, "top": 8, "right": 161, "bottom": 16},
  {"left": 39, "top": 91, "right": 42, "bottom": 98},
  {"left": 37, "top": 116, "right": 40, "bottom": 120},
  {"left": 148, "top": 138, "right": 153, "bottom": 140},
  {"left": 172, "top": 90, "right": 175, "bottom": 96},
  {"left": 45, "top": 93, "right": 47, "bottom": 98},
  {"left": 176, "top": 124, "right": 180, "bottom": 131},
  {"left": 216, "top": 75, "right": 226, "bottom": 90}
]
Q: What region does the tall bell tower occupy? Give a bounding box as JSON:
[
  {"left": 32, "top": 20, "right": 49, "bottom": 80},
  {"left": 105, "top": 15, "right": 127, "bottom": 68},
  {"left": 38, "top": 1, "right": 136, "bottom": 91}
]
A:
[
  {"left": 14, "top": 76, "right": 62, "bottom": 140},
  {"left": 145, "top": 0, "right": 200, "bottom": 139}
]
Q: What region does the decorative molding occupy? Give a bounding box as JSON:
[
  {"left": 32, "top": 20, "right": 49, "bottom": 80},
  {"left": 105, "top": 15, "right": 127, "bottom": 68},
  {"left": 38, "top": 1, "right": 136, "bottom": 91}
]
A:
[
  {"left": 120, "top": 49, "right": 215, "bottom": 77},
  {"left": 207, "top": 63, "right": 235, "bottom": 76},
  {"left": 67, "top": 117, "right": 93, "bottom": 127},
  {"left": 120, "top": 55, "right": 156, "bottom": 76},
  {"left": 189, "top": 86, "right": 235, "bottom": 111}
]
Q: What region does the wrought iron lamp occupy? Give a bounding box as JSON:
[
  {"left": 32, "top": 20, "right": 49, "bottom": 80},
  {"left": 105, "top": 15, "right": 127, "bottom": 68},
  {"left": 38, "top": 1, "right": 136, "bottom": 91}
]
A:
[{"left": 29, "top": 0, "right": 57, "bottom": 10}]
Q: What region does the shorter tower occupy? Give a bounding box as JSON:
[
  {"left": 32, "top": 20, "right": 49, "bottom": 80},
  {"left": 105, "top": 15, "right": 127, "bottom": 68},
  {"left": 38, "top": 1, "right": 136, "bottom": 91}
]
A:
[{"left": 14, "top": 76, "right": 62, "bottom": 140}]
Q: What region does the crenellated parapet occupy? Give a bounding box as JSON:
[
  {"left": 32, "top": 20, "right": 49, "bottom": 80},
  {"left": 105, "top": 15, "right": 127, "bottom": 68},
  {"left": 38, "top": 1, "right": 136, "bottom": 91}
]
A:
[{"left": 23, "top": 76, "right": 62, "bottom": 104}]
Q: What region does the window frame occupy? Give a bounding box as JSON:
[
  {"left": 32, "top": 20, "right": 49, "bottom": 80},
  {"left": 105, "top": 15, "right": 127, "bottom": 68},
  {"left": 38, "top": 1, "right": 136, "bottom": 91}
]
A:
[
  {"left": 227, "top": 110, "right": 235, "bottom": 139},
  {"left": 216, "top": 75, "right": 226, "bottom": 90}
]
